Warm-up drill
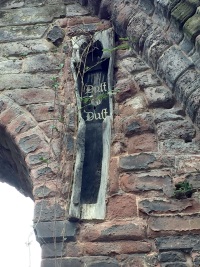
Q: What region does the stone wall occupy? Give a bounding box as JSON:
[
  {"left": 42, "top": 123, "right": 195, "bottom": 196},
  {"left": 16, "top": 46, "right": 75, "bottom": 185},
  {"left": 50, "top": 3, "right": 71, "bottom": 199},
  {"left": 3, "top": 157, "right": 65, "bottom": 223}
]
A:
[{"left": 0, "top": 0, "right": 200, "bottom": 266}]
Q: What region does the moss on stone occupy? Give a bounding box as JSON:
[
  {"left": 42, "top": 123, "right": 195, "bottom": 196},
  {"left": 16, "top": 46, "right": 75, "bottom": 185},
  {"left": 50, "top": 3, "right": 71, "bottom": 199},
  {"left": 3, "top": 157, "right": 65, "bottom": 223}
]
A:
[
  {"left": 171, "top": 1, "right": 196, "bottom": 25},
  {"left": 183, "top": 7, "right": 200, "bottom": 40}
]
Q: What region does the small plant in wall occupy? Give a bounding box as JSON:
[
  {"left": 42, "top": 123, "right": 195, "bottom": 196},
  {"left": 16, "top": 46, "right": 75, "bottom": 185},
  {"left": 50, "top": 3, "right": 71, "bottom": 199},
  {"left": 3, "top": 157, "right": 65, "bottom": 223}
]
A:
[{"left": 173, "top": 181, "right": 194, "bottom": 199}]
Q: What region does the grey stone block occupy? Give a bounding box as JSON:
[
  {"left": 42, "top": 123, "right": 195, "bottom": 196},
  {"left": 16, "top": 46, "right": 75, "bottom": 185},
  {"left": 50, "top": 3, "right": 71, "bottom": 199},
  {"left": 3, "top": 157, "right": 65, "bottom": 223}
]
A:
[
  {"left": 161, "top": 263, "right": 188, "bottom": 267},
  {"left": 0, "top": 6, "right": 65, "bottom": 26},
  {"left": 35, "top": 220, "right": 77, "bottom": 244},
  {"left": 138, "top": 0, "right": 155, "bottom": 15},
  {"left": 66, "top": 3, "right": 89, "bottom": 16},
  {"left": 0, "top": 73, "right": 52, "bottom": 90},
  {"left": 186, "top": 88, "right": 200, "bottom": 121},
  {"left": 0, "top": 40, "right": 53, "bottom": 57},
  {"left": 42, "top": 242, "right": 64, "bottom": 258},
  {"left": 0, "top": 25, "right": 48, "bottom": 42},
  {"left": 47, "top": 26, "right": 65, "bottom": 46},
  {"left": 159, "top": 251, "right": 186, "bottom": 262},
  {"left": 175, "top": 69, "right": 200, "bottom": 105},
  {"left": 84, "top": 257, "right": 119, "bottom": 267},
  {"left": 134, "top": 71, "right": 162, "bottom": 89},
  {"left": 144, "top": 86, "right": 174, "bottom": 108},
  {"left": 34, "top": 200, "right": 65, "bottom": 222},
  {"left": 0, "top": 59, "right": 22, "bottom": 74},
  {"left": 157, "top": 120, "right": 196, "bottom": 141},
  {"left": 23, "top": 53, "right": 62, "bottom": 73},
  {"left": 41, "top": 258, "right": 83, "bottom": 267},
  {"left": 156, "top": 235, "right": 200, "bottom": 251},
  {"left": 143, "top": 29, "right": 172, "bottom": 69},
  {"left": 156, "top": 45, "right": 193, "bottom": 89},
  {"left": 119, "top": 153, "right": 174, "bottom": 171},
  {"left": 153, "top": 108, "right": 185, "bottom": 124}
]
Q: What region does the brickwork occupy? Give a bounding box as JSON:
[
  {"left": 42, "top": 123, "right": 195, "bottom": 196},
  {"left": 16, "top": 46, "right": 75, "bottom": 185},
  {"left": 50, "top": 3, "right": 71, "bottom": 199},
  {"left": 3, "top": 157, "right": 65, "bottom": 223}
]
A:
[{"left": 0, "top": 0, "right": 200, "bottom": 266}]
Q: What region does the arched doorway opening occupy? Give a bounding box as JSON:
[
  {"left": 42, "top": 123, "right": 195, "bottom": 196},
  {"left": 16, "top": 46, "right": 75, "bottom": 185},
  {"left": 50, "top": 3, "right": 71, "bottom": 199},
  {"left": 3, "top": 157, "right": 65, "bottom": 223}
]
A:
[{"left": 0, "top": 182, "right": 41, "bottom": 267}]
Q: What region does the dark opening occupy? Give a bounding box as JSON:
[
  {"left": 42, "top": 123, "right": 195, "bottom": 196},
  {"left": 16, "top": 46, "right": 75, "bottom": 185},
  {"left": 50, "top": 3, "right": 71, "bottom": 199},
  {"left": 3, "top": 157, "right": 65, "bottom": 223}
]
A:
[{"left": 76, "top": 40, "right": 110, "bottom": 203}]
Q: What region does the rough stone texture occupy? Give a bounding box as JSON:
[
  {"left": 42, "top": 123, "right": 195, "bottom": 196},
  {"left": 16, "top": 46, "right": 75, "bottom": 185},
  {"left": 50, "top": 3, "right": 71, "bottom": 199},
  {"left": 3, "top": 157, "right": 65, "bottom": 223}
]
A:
[
  {"left": 159, "top": 251, "right": 186, "bottom": 262},
  {"left": 120, "top": 171, "right": 172, "bottom": 195},
  {"left": 157, "top": 120, "right": 196, "bottom": 141},
  {"left": 35, "top": 221, "right": 77, "bottom": 244},
  {"left": 80, "top": 221, "right": 146, "bottom": 242},
  {"left": 156, "top": 45, "right": 193, "bottom": 89},
  {"left": 119, "top": 153, "right": 174, "bottom": 171},
  {"left": 1, "top": 1, "right": 200, "bottom": 267},
  {"left": 144, "top": 86, "right": 174, "bottom": 108}
]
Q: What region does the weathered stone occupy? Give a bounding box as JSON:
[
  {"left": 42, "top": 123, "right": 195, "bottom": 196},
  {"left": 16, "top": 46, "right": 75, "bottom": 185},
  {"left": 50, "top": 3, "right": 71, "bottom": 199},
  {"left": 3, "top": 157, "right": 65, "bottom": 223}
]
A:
[
  {"left": 107, "top": 194, "right": 137, "bottom": 219},
  {"left": 123, "top": 112, "right": 154, "bottom": 137},
  {"left": 35, "top": 220, "right": 77, "bottom": 244},
  {"left": 147, "top": 29, "right": 171, "bottom": 67},
  {"left": 127, "top": 133, "right": 157, "bottom": 154},
  {"left": 179, "top": 35, "right": 194, "bottom": 54},
  {"left": 23, "top": 53, "right": 62, "bottom": 73},
  {"left": 0, "top": 59, "right": 22, "bottom": 74},
  {"left": 176, "top": 155, "right": 200, "bottom": 174},
  {"left": 1, "top": 0, "right": 24, "bottom": 9},
  {"left": 4, "top": 88, "right": 55, "bottom": 105},
  {"left": 41, "top": 258, "right": 83, "bottom": 267},
  {"left": 144, "top": 86, "right": 174, "bottom": 108},
  {"left": 120, "top": 57, "right": 149, "bottom": 73},
  {"left": 84, "top": 257, "right": 119, "bottom": 267},
  {"left": 7, "top": 113, "right": 37, "bottom": 135},
  {"left": 0, "top": 40, "right": 53, "bottom": 57},
  {"left": 183, "top": 7, "right": 200, "bottom": 40},
  {"left": 156, "top": 234, "right": 200, "bottom": 251},
  {"left": 18, "top": 134, "right": 42, "bottom": 153},
  {"left": 83, "top": 241, "right": 151, "bottom": 255},
  {"left": 34, "top": 185, "right": 53, "bottom": 198},
  {"left": 34, "top": 200, "right": 65, "bottom": 221},
  {"left": 161, "top": 263, "right": 188, "bottom": 267},
  {"left": 149, "top": 215, "right": 200, "bottom": 233},
  {"left": 0, "top": 25, "right": 48, "bottom": 42},
  {"left": 120, "top": 95, "right": 147, "bottom": 117},
  {"left": 127, "top": 12, "right": 152, "bottom": 51},
  {"left": 160, "top": 139, "right": 200, "bottom": 154},
  {"left": 80, "top": 220, "right": 146, "bottom": 242},
  {"left": 0, "top": 5, "right": 65, "bottom": 26},
  {"left": 186, "top": 173, "right": 200, "bottom": 189},
  {"left": 120, "top": 171, "right": 172, "bottom": 194},
  {"left": 195, "top": 107, "right": 200, "bottom": 129},
  {"left": 138, "top": 0, "right": 155, "bottom": 15},
  {"left": 171, "top": 0, "right": 197, "bottom": 26},
  {"left": 134, "top": 71, "right": 162, "bottom": 89},
  {"left": 115, "top": 78, "right": 138, "bottom": 103},
  {"left": 153, "top": 108, "right": 185, "bottom": 124},
  {"left": 66, "top": 3, "right": 89, "bottom": 16},
  {"left": 167, "top": 18, "right": 184, "bottom": 44},
  {"left": 119, "top": 153, "right": 174, "bottom": 171},
  {"left": 41, "top": 242, "right": 64, "bottom": 258},
  {"left": 175, "top": 69, "right": 200, "bottom": 106},
  {"left": 0, "top": 74, "right": 52, "bottom": 90},
  {"left": 186, "top": 88, "right": 200, "bottom": 121},
  {"left": 159, "top": 251, "right": 186, "bottom": 262},
  {"left": 27, "top": 103, "right": 58, "bottom": 122},
  {"left": 157, "top": 120, "right": 196, "bottom": 141},
  {"left": 47, "top": 26, "right": 65, "bottom": 46},
  {"left": 139, "top": 198, "right": 192, "bottom": 214},
  {"left": 156, "top": 45, "right": 193, "bottom": 89}
]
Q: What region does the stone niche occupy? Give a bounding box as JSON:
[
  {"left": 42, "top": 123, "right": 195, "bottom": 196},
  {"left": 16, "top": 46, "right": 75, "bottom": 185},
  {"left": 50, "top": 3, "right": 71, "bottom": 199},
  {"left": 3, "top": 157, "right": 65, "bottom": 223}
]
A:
[{"left": 69, "top": 28, "right": 114, "bottom": 220}]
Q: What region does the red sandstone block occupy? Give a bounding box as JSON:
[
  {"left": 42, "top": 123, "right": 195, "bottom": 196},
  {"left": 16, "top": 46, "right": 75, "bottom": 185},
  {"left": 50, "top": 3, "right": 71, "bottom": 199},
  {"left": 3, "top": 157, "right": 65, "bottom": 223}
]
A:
[
  {"left": 119, "top": 170, "right": 172, "bottom": 194},
  {"left": 108, "top": 158, "right": 119, "bottom": 194},
  {"left": 106, "top": 194, "right": 137, "bottom": 219},
  {"left": 80, "top": 220, "right": 146, "bottom": 242},
  {"left": 0, "top": 106, "right": 23, "bottom": 126},
  {"left": 148, "top": 215, "right": 200, "bottom": 237},
  {"left": 83, "top": 241, "right": 151, "bottom": 256},
  {"left": 7, "top": 113, "right": 37, "bottom": 135},
  {"left": 127, "top": 133, "right": 158, "bottom": 154},
  {"left": 115, "top": 78, "right": 138, "bottom": 103}
]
